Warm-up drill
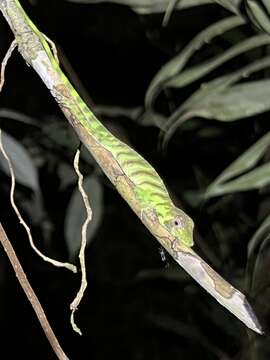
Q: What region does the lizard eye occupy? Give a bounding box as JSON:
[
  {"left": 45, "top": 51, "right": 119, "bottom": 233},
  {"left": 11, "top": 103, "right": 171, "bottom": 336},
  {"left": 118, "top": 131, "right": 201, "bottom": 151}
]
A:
[{"left": 173, "top": 218, "right": 182, "bottom": 228}]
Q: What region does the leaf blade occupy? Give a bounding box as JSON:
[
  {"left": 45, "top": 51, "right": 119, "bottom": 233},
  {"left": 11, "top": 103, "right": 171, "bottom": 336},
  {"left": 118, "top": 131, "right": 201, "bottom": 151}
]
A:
[
  {"left": 0, "top": 131, "right": 40, "bottom": 191},
  {"left": 145, "top": 15, "right": 245, "bottom": 109},
  {"left": 205, "top": 163, "right": 270, "bottom": 198}
]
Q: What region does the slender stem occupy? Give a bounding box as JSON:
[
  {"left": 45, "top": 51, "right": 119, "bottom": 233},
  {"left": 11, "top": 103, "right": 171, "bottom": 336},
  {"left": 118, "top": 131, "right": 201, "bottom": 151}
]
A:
[
  {"left": 0, "top": 223, "right": 69, "bottom": 360},
  {"left": 70, "top": 148, "right": 92, "bottom": 335},
  {"left": 0, "top": 39, "right": 16, "bottom": 92}
]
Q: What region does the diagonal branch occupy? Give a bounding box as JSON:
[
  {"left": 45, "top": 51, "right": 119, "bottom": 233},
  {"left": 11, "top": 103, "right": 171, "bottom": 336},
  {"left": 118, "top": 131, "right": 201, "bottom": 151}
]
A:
[{"left": 0, "top": 222, "right": 69, "bottom": 360}]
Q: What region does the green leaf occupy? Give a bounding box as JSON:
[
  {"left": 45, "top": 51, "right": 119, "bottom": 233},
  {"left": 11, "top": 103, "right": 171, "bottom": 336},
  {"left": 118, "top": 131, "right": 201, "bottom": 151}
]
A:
[
  {"left": 65, "top": 0, "right": 227, "bottom": 14},
  {"left": 65, "top": 175, "right": 104, "bottom": 259},
  {"left": 213, "top": 0, "right": 240, "bottom": 14},
  {"left": 179, "top": 56, "right": 270, "bottom": 112},
  {"left": 186, "top": 79, "right": 270, "bottom": 121},
  {"left": 145, "top": 15, "right": 245, "bottom": 109},
  {"left": 246, "top": 0, "right": 270, "bottom": 34},
  {"left": 248, "top": 214, "right": 270, "bottom": 261},
  {"left": 0, "top": 131, "right": 40, "bottom": 192},
  {"left": 210, "top": 131, "right": 270, "bottom": 186},
  {"left": 205, "top": 163, "right": 270, "bottom": 198},
  {"left": 246, "top": 214, "right": 270, "bottom": 291},
  {"left": 166, "top": 34, "right": 270, "bottom": 89},
  {"left": 162, "top": 0, "right": 179, "bottom": 27},
  {"left": 162, "top": 57, "right": 270, "bottom": 147},
  {"left": 204, "top": 131, "right": 270, "bottom": 198}
]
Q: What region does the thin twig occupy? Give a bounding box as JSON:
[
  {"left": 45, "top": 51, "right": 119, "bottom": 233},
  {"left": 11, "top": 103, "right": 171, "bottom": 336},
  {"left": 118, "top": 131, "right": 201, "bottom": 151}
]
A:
[
  {"left": 43, "top": 34, "right": 95, "bottom": 109},
  {"left": 70, "top": 148, "right": 92, "bottom": 335},
  {"left": 0, "top": 39, "right": 17, "bottom": 92},
  {"left": 0, "top": 222, "right": 70, "bottom": 360},
  {"left": 42, "top": 33, "right": 59, "bottom": 64},
  {"left": 0, "top": 129, "right": 77, "bottom": 273}
]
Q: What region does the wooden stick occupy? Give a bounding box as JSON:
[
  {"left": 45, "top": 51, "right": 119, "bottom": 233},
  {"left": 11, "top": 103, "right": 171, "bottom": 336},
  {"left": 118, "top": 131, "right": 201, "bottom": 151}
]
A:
[{"left": 0, "top": 223, "right": 70, "bottom": 360}]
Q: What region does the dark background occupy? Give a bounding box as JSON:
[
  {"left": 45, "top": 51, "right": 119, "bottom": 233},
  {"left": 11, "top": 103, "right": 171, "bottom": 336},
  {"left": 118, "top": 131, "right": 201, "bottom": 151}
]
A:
[{"left": 0, "top": 1, "right": 269, "bottom": 359}]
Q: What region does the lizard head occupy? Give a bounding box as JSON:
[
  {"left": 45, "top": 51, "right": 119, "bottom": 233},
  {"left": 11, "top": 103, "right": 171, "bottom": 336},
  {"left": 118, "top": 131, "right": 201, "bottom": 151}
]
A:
[{"left": 162, "top": 207, "right": 194, "bottom": 247}]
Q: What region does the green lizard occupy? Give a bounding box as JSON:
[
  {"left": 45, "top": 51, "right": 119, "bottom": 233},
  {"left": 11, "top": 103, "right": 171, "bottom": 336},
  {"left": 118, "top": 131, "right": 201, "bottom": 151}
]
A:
[
  {"left": 6, "top": 0, "right": 194, "bottom": 249},
  {"left": 67, "top": 92, "right": 194, "bottom": 248},
  {"left": 0, "top": 0, "right": 263, "bottom": 335}
]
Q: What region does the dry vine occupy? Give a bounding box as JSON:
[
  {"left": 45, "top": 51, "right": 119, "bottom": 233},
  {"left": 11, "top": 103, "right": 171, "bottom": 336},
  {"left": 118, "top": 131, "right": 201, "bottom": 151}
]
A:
[{"left": 70, "top": 148, "right": 92, "bottom": 335}]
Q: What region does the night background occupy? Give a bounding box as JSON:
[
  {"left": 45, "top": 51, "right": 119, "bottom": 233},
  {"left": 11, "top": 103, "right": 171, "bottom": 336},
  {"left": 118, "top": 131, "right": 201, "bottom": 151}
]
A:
[{"left": 0, "top": 0, "right": 270, "bottom": 359}]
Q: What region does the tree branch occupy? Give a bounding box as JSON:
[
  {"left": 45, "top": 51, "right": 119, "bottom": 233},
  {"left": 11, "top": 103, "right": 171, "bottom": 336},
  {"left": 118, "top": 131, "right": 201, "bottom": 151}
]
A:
[{"left": 0, "top": 222, "right": 69, "bottom": 360}]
